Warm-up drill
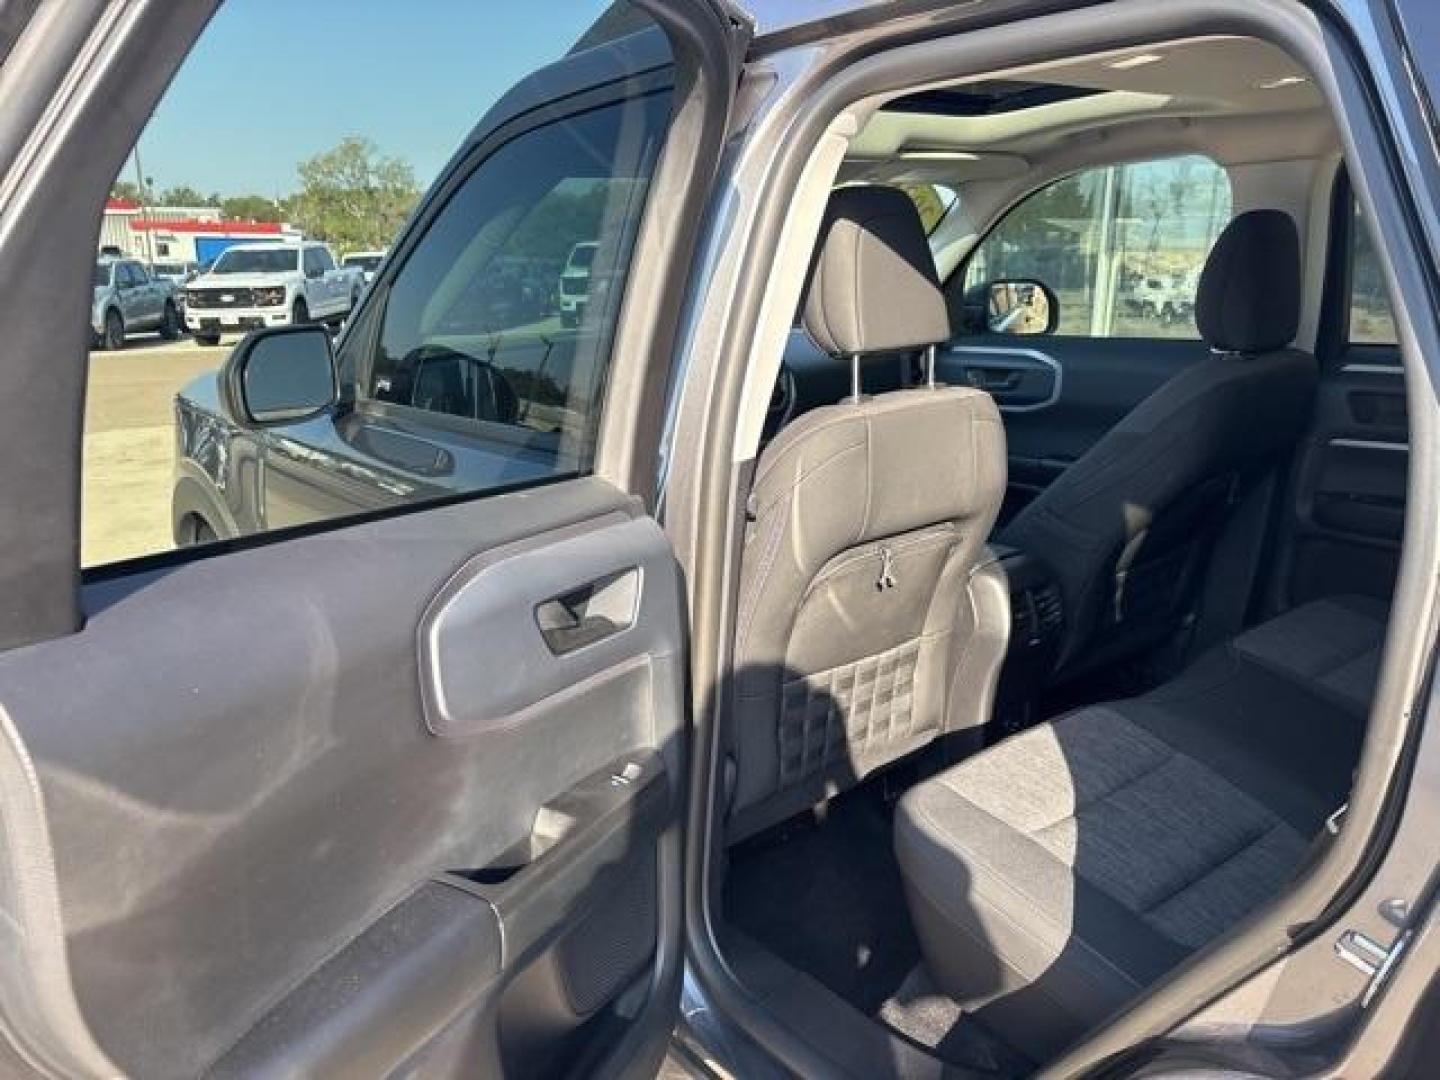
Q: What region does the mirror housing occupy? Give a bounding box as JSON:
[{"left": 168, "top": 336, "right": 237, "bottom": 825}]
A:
[
  {"left": 222, "top": 324, "right": 338, "bottom": 426},
  {"left": 983, "top": 278, "right": 1058, "bottom": 336}
]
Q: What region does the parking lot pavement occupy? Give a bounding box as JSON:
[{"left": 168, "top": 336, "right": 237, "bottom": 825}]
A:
[{"left": 83, "top": 334, "right": 229, "bottom": 567}]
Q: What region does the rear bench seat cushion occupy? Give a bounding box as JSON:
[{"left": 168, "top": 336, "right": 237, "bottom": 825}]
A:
[
  {"left": 1229, "top": 594, "right": 1387, "bottom": 716},
  {"left": 894, "top": 705, "right": 1310, "bottom": 1061},
  {"left": 894, "top": 596, "right": 1386, "bottom": 1059}
]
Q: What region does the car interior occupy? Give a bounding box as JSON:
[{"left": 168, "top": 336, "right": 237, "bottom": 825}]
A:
[{"left": 715, "top": 33, "right": 1405, "bottom": 1075}]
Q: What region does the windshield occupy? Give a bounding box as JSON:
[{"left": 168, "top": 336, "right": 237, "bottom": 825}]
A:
[
  {"left": 212, "top": 247, "right": 299, "bottom": 274},
  {"left": 344, "top": 254, "right": 383, "bottom": 272},
  {"left": 566, "top": 244, "right": 597, "bottom": 270},
  {"left": 93, "top": 264, "right": 111, "bottom": 288}
]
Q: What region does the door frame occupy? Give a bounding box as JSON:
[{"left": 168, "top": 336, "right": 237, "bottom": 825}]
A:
[{"left": 663, "top": 0, "right": 1440, "bottom": 1074}]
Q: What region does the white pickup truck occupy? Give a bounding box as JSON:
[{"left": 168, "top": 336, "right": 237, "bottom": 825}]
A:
[{"left": 184, "top": 241, "right": 363, "bottom": 345}]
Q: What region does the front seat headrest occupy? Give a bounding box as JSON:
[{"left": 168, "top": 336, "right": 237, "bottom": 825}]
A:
[
  {"left": 801, "top": 185, "right": 951, "bottom": 357},
  {"left": 1195, "top": 208, "right": 1301, "bottom": 355}
]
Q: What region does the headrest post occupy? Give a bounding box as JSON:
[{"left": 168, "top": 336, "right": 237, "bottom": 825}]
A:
[
  {"left": 925, "top": 344, "right": 937, "bottom": 389},
  {"left": 850, "top": 355, "right": 862, "bottom": 403}
]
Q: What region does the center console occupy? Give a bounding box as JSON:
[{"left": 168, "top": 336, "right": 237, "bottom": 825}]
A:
[{"left": 988, "top": 545, "right": 1064, "bottom": 733}]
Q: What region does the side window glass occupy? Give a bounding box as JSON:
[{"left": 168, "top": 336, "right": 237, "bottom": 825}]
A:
[
  {"left": 1349, "top": 204, "right": 1397, "bottom": 346},
  {"left": 81, "top": 1, "right": 662, "bottom": 568},
  {"left": 360, "top": 91, "right": 671, "bottom": 470},
  {"left": 963, "top": 156, "right": 1232, "bottom": 338},
  {"left": 898, "top": 183, "right": 958, "bottom": 234}
]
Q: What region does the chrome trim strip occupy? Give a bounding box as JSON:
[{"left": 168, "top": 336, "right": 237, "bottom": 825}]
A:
[
  {"left": 1330, "top": 437, "right": 1410, "bottom": 453},
  {"left": 1340, "top": 362, "right": 1405, "bottom": 375},
  {"left": 944, "top": 344, "right": 1063, "bottom": 413}
]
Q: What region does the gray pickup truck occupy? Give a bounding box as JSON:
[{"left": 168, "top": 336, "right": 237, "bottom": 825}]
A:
[{"left": 91, "top": 255, "right": 181, "bottom": 350}]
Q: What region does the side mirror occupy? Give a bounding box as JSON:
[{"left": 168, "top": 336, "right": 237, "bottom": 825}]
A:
[
  {"left": 223, "top": 325, "right": 338, "bottom": 426},
  {"left": 984, "top": 278, "right": 1058, "bottom": 336}
]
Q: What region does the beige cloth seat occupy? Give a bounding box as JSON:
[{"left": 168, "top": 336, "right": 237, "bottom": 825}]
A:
[{"left": 727, "top": 186, "right": 1008, "bottom": 840}]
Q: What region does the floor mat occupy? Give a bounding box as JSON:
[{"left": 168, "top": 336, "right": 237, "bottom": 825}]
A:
[
  {"left": 724, "top": 784, "right": 919, "bottom": 1016},
  {"left": 724, "top": 783, "right": 1031, "bottom": 1075},
  {"left": 879, "top": 965, "right": 1032, "bottom": 1076}
]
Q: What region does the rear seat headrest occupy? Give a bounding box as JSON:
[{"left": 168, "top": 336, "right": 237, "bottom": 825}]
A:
[
  {"left": 800, "top": 185, "right": 951, "bottom": 357},
  {"left": 1196, "top": 208, "right": 1301, "bottom": 355}
]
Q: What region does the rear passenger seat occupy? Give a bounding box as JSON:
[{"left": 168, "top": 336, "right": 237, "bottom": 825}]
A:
[{"left": 893, "top": 595, "right": 1387, "bottom": 1061}]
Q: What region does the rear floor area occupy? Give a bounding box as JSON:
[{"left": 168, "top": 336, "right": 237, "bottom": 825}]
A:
[{"left": 724, "top": 777, "right": 1032, "bottom": 1075}]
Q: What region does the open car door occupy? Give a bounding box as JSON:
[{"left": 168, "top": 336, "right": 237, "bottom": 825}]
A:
[{"left": 0, "top": 2, "right": 746, "bottom": 1077}]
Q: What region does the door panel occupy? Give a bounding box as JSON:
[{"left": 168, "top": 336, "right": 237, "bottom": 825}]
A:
[
  {"left": 939, "top": 335, "right": 1210, "bottom": 519},
  {"left": 1279, "top": 361, "right": 1406, "bottom": 605},
  {"left": 0, "top": 0, "right": 743, "bottom": 1075},
  {"left": 0, "top": 479, "right": 684, "bottom": 1078},
  {"left": 1271, "top": 180, "right": 1407, "bottom": 608}
]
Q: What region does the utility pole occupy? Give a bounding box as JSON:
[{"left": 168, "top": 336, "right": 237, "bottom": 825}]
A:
[
  {"left": 1089, "top": 165, "right": 1121, "bottom": 337},
  {"left": 131, "top": 144, "right": 153, "bottom": 270}
]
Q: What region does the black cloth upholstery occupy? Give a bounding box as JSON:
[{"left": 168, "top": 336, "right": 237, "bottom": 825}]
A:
[
  {"left": 1000, "top": 207, "right": 1316, "bottom": 677},
  {"left": 1195, "top": 209, "right": 1301, "bottom": 354},
  {"left": 895, "top": 596, "right": 1383, "bottom": 1061},
  {"left": 800, "top": 185, "right": 951, "bottom": 357}
]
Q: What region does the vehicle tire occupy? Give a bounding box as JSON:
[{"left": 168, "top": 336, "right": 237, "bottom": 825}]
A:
[
  {"left": 159, "top": 301, "right": 181, "bottom": 340},
  {"left": 292, "top": 298, "right": 310, "bottom": 325},
  {"left": 180, "top": 515, "right": 218, "bottom": 547},
  {"left": 195, "top": 333, "right": 222, "bottom": 347},
  {"left": 101, "top": 308, "right": 125, "bottom": 351}
]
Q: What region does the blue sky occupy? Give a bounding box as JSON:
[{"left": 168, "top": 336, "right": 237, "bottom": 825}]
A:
[{"left": 135, "top": 0, "right": 615, "bottom": 198}]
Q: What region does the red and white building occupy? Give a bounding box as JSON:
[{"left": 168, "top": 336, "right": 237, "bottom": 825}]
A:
[{"left": 101, "top": 198, "right": 301, "bottom": 265}]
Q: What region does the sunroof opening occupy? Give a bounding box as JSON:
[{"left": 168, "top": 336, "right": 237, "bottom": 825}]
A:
[{"left": 884, "top": 80, "right": 1102, "bottom": 116}]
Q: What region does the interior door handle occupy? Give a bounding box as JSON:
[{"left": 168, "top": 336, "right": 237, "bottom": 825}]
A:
[
  {"left": 534, "top": 568, "right": 639, "bottom": 656},
  {"left": 964, "top": 367, "right": 1022, "bottom": 392}
]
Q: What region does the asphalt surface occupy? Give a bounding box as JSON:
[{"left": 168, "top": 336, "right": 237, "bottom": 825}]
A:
[{"left": 83, "top": 333, "right": 230, "bottom": 567}]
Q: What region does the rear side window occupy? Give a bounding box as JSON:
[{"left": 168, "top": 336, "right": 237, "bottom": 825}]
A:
[
  {"left": 962, "top": 155, "right": 1232, "bottom": 338},
  {"left": 365, "top": 92, "right": 671, "bottom": 462},
  {"left": 1349, "top": 203, "right": 1398, "bottom": 346}
]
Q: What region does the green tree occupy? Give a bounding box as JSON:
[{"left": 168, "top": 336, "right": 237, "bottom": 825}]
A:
[
  {"left": 156, "top": 184, "right": 213, "bottom": 207},
  {"left": 109, "top": 180, "right": 142, "bottom": 203},
  {"left": 897, "top": 183, "right": 949, "bottom": 234},
  {"left": 507, "top": 182, "right": 612, "bottom": 264},
  {"left": 220, "top": 194, "right": 284, "bottom": 222},
  {"left": 289, "top": 137, "right": 419, "bottom": 252}
]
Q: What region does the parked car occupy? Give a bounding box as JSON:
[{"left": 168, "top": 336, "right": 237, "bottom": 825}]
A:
[
  {"left": 183, "top": 241, "right": 362, "bottom": 345},
  {"left": 557, "top": 240, "right": 597, "bottom": 327},
  {"left": 340, "top": 249, "right": 386, "bottom": 283},
  {"left": 150, "top": 260, "right": 199, "bottom": 311},
  {"left": 1125, "top": 273, "right": 1193, "bottom": 323},
  {"left": 90, "top": 255, "right": 181, "bottom": 350}
]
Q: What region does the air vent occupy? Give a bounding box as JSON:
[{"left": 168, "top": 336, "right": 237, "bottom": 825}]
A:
[{"left": 1011, "top": 582, "right": 1063, "bottom": 647}]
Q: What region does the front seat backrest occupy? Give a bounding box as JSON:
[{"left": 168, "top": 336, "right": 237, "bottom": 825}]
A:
[
  {"left": 728, "top": 186, "right": 1007, "bottom": 841},
  {"left": 1001, "top": 208, "right": 1318, "bottom": 680}
]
